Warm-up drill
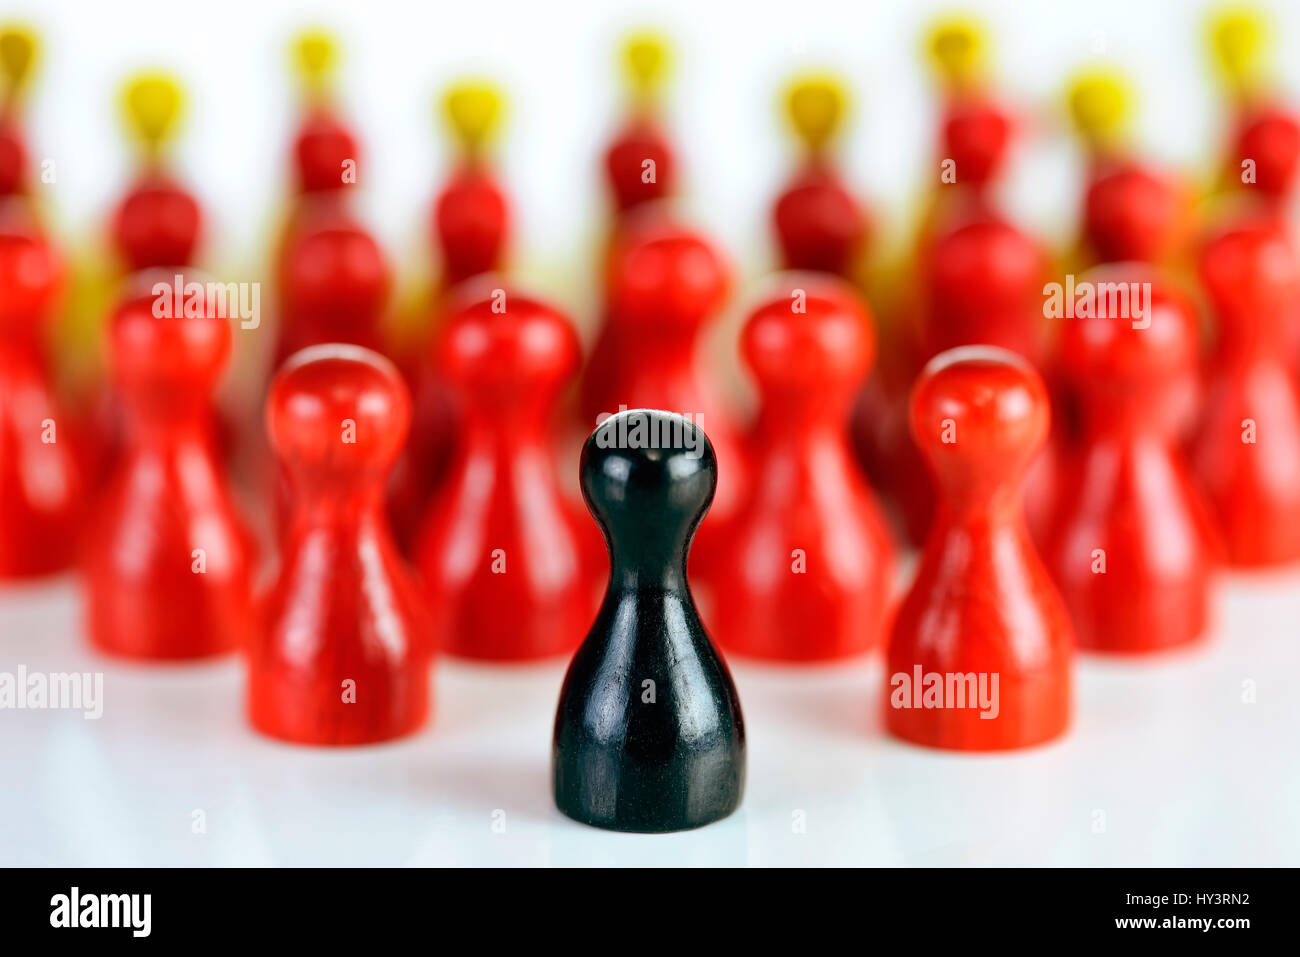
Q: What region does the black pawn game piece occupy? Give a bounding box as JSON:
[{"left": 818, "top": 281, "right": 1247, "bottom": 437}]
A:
[{"left": 553, "top": 409, "right": 746, "bottom": 832}]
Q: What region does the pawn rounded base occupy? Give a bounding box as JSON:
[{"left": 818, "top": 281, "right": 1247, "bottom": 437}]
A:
[
  {"left": 248, "top": 676, "right": 430, "bottom": 748},
  {"left": 553, "top": 761, "right": 744, "bottom": 834}
]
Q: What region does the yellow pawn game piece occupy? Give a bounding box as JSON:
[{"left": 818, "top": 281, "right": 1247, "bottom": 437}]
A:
[
  {"left": 0, "top": 23, "right": 38, "bottom": 103},
  {"left": 293, "top": 27, "right": 339, "bottom": 100},
  {"left": 121, "top": 71, "right": 185, "bottom": 156},
  {"left": 1067, "top": 68, "right": 1133, "bottom": 151},
  {"left": 1208, "top": 6, "right": 1269, "bottom": 95},
  {"left": 925, "top": 15, "right": 987, "bottom": 90},
  {"left": 784, "top": 74, "right": 848, "bottom": 154},
  {"left": 443, "top": 80, "right": 505, "bottom": 158},
  {"left": 621, "top": 31, "right": 671, "bottom": 106}
]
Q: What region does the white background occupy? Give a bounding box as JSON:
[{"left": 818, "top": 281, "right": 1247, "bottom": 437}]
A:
[
  {"left": 1, "top": 0, "right": 1299, "bottom": 866},
  {"left": 2, "top": 571, "right": 1298, "bottom": 866}
]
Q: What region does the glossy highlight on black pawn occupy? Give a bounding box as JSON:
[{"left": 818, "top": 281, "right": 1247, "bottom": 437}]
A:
[{"left": 552, "top": 409, "right": 746, "bottom": 832}]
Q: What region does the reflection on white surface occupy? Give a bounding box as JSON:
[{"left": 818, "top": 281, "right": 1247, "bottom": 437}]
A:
[{"left": 0, "top": 571, "right": 1297, "bottom": 865}]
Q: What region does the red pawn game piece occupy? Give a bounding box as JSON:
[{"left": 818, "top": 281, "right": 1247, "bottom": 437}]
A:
[
  {"left": 250, "top": 345, "right": 432, "bottom": 745},
  {"left": 385, "top": 82, "right": 511, "bottom": 550},
  {"left": 925, "top": 17, "right": 1014, "bottom": 199},
  {"left": 921, "top": 218, "right": 1049, "bottom": 366},
  {"left": 1192, "top": 222, "right": 1300, "bottom": 566},
  {"left": 694, "top": 277, "right": 894, "bottom": 661},
  {"left": 288, "top": 30, "right": 358, "bottom": 198},
  {"left": 274, "top": 202, "right": 389, "bottom": 367},
  {"left": 873, "top": 214, "right": 1056, "bottom": 547},
  {"left": 416, "top": 286, "right": 601, "bottom": 660},
  {"left": 606, "top": 121, "right": 673, "bottom": 216},
  {"left": 1043, "top": 269, "right": 1217, "bottom": 653},
  {"left": 1210, "top": 9, "right": 1300, "bottom": 212},
  {"left": 937, "top": 97, "right": 1012, "bottom": 196},
  {"left": 83, "top": 281, "right": 255, "bottom": 659},
  {"left": 886, "top": 347, "right": 1072, "bottom": 750},
  {"left": 294, "top": 111, "right": 357, "bottom": 196},
  {"left": 774, "top": 165, "right": 865, "bottom": 277},
  {"left": 113, "top": 74, "right": 202, "bottom": 271},
  {"left": 855, "top": 18, "right": 1037, "bottom": 548},
  {"left": 272, "top": 30, "right": 384, "bottom": 370},
  {"left": 434, "top": 82, "right": 509, "bottom": 287},
  {"left": 1231, "top": 104, "right": 1299, "bottom": 210},
  {"left": 111, "top": 173, "right": 201, "bottom": 271},
  {"left": 1082, "top": 161, "right": 1182, "bottom": 266},
  {"left": 772, "top": 76, "right": 868, "bottom": 277},
  {"left": 604, "top": 33, "right": 675, "bottom": 216},
  {"left": 922, "top": 216, "right": 1060, "bottom": 543},
  {"left": 1068, "top": 71, "right": 1188, "bottom": 267},
  {"left": 580, "top": 215, "right": 745, "bottom": 518},
  {"left": 436, "top": 166, "right": 507, "bottom": 287},
  {"left": 0, "top": 217, "right": 82, "bottom": 578}
]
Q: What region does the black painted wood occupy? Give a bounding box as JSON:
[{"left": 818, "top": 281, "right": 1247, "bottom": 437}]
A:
[{"left": 552, "top": 409, "right": 746, "bottom": 832}]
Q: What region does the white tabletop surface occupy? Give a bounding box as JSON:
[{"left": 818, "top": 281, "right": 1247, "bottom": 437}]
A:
[{"left": 1, "top": 569, "right": 1297, "bottom": 867}]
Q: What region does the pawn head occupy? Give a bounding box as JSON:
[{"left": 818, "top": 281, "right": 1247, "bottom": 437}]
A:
[
  {"left": 1200, "top": 220, "right": 1299, "bottom": 327},
  {"left": 434, "top": 171, "right": 508, "bottom": 283},
  {"left": 109, "top": 275, "right": 231, "bottom": 405},
  {"left": 607, "top": 216, "right": 730, "bottom": 328},
  {"left": 0, "top": 221, "right": 59, "bottom": 335},
  {"left": 293, "top": 113, "right": 358, "bottom": 194},
  {"left": 926, "top": 217, "right": 1046, "bottom": 360},
  {"left": 442, "top": 79, "right": 505, "bottom": 157},
  {"left": 929, "top": 217, "right": 1043, "bottom": 307},
  {"left": 784, "top": 74, "right": 848, "bottom": 153},
  {"left": 439, "top": 282, "right": 581, "bottom": 402},
  {"left": 1208, "top": 7, "right": 1268, "bottom": 93},
  {"left": 1067, "top": 67, "right": 1133, "bottom": 153},
  {"left": 742, "top": 275, "right": 874, "bottom": 406},
  {"left": 292, "top": 27, "right": 339, "bottom": 100},
  {"left": 1084, "top": 163, "right": 1182, "bottom": 264},
  {"left": 267, "top": 344, "right": 410, "bottom": 486},
  {"left": 112, "top": 179, "right": 202, "bottom": 270},
  {"left": 581, "top": 409, "right": 716, "bottom": 573},
  {"left": 942, "top": 100, "right": 1012, "bottom": 189},
  {"left": 621, "top": 31, "right": 671, "bottom": 105},
  {"left": 283, "top": 220, "right": 389, "bottom": 323},
  {"left": 120, "top": 71, "right": 185, "bottom": 156},
  {"left": 605, "top": 128, "right": 675, "bottom": 212},
  {"left": 1060, "top": 266, "right": 1198, "bottom": 390},
  {"left": 910, "top": 346, "right": 1049, "bottom": 510},
  {"left": 1234, "top": 108, "right": 1300, "bottom": 200},
  {"left": 0, "top": 24, "right": 39, "bottom": 100},
  {"left": 926, "top": 16, "right": 987, "bottom": 91}
]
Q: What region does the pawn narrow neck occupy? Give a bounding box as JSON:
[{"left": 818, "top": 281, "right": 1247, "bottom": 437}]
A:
[{"left": 608, "top": 550, "right": 690, "bottom": 593}]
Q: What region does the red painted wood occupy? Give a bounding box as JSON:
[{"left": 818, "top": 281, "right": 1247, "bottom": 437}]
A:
[
  {"left": 83, "top": 285, "right": 255, "bottom": 659},
  {"left": 292, "top": 109, "right": 358, "bottom": 195},
  {"left": 1044, "top": 269, "right": 1218, "bottom": 653},
  {"left": 579, "top": 215, "right": 745, "bottom": 519},
  {"left": 250, "top": 345, "right": 432, "bottom": 745},
  {"left": 694, "top": 276, "right": 894, "bottom": 661},
  {"left": 275, "top": 199, "right": 389, "bottom": 369},
  {"left": 416, "top": 287, "right": 602, "bottom": 660},
  {"left": 0, "top": 220, "right": 83, "bottom": 579},
  {"left": 1082, "top": 158, "right": 1184, "bottom": 266},
  {"left": 886, "top": 347, "right": 1072, "bottom": 750},
  {"left": 604, "top": 119, "right": 674, "bottom": 213},
  {"left": 1193, "top": 220, "right": 1300, "bottom": 565},
  {"left": 772, "top": 162, "right": 868, "bottom": 277},
  {"left": 434, "top": 165, "right": 508, "bottom": 286},
  {"left": 111, "top": 172, "right": 201, "bottom": 271}
]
